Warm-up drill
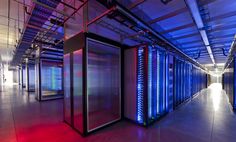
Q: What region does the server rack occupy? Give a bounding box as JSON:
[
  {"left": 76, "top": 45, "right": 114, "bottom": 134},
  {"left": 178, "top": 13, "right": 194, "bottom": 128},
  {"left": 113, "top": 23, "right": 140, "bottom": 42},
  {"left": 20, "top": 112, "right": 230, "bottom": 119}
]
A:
[
  {"left": 35, "top": 45, "right": 64, "bottom": 101},
  {"left": 223, "top": 56, "right": 236, "bottom": 109},
  {"left": 64, "top": 32, "right": 122, "bottom": 136},
  {"left": 22, "top": 65, "right": 26, "bottom": 88},
  {"left": 173, "top": 58, "right": 206, "bottom": 109},
  {"left": 191, "top": 66, "right": 207, "bottom": 97},
  {"left": 25, "top": 61, "right": 35, "bottom": 92},
  {"left": 124, "top": 44, "right": 168, "bottom": 126},
  {"left": 167, "top": 55, "right": 174, "bottom": 112}
]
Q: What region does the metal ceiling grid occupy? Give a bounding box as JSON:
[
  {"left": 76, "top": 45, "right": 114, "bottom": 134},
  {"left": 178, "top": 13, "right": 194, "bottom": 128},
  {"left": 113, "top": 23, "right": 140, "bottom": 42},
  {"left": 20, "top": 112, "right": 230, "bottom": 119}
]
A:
[
  {"left": 122, "top": 0, "right": 236, "bottom": 65},
  {"left": 120, "top": 0, "right": 212, "bottom": 64},
  {"left": 205, "top": 0, "right": 236, "bottom": 64},
  {"left": 11, "top": 0, "right": 62, "bottom": 66}
]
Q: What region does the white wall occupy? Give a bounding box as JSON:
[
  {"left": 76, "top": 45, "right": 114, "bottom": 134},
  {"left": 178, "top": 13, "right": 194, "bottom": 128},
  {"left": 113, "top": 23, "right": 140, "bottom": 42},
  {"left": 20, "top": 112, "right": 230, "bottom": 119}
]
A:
[
  {"left": 210, "top": 75, "right": 222, "bottom": 84},
  {"left": 2, "top": 64, "right": 14, "bottom": 86}
]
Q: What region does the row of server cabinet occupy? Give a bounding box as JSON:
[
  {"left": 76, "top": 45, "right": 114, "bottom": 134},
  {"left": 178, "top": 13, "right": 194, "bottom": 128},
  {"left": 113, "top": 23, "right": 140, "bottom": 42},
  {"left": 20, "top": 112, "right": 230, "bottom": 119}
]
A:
[
  {"left": 19, "top": 50, "right": 63, "bottom": 101},
  {"left": 223, "top": 56, "right": 236, "bottom": 109},
  {"left": 63, "top": 32, "right": 207, "bottom": 136}
]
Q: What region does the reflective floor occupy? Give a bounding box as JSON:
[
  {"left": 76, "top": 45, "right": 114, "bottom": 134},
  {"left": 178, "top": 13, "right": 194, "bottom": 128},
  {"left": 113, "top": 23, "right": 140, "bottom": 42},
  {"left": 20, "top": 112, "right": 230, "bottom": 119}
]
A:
[{"left": 0, "top": 83, "right": 236, "bottom": 142}]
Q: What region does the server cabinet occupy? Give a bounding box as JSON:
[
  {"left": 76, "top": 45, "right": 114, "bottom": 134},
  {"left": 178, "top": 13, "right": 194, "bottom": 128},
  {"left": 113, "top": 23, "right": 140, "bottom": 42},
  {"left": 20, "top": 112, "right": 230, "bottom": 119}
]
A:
[
  {"left": 25, "top": 62, "right": 35, "bottom": 92},
  {"left": 223, "top": 56, "right": 236, "bottom": 109},
  {"left": 22, "top": 65, "right": 26, "bottom": 88},
  {"left": 167, "top": 55, "right": 174, "bottom": 112},
  {"left": 64, "top": 32, "right": 121, "bottom": 136},
  {"left": 124, "top": 44, "right": 168, "bottom": 126},
  {"left": 173, "top": 58, "right": 193, "bottom": 109},
  {"left": 35, "top": 58, "right": 63, "bottom": 101}
]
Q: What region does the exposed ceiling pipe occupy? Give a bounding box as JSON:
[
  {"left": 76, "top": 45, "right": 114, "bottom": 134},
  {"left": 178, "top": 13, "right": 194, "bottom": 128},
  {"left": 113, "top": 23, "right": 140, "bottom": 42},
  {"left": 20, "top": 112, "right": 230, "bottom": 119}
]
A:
[
  {"left": 185, "top": 0, "right": 215, "bottom": 65},
  {"left": 96, "top": 0, "right": 208, "bottom": 71}
]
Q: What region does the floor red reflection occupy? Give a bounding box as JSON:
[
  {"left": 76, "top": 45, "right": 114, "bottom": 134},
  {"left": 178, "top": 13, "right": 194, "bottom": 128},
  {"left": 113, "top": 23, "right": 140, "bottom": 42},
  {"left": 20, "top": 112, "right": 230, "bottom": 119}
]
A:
[{"left": 1, "top": 85, "right": 236, "bottom": 142}]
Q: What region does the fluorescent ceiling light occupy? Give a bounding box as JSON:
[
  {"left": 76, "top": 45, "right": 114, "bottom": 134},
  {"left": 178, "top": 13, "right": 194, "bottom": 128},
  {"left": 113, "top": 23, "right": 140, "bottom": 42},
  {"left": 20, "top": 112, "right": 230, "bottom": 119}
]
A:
[
  {"left": 206, "top": 46, "right": 212, "bottom": 54},
  {"left": 186, "top": 0, "right": 215, "bottom": 65},
  {"left": 186, "top": 0, "right": 204, "bottom": 29},
  {"left": 200, "top": 30, "right": 210, "bottom": 46}
]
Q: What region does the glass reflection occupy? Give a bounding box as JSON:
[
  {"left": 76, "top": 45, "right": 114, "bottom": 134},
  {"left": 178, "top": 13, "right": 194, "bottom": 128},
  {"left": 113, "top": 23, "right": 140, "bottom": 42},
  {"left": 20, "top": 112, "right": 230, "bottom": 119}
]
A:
[
  {"left": 64, "top": 54, "right": 71, "bottom": 124},
  {"left": 73, "top": 50, "right": 83, "bottom": 132},
  {"left": 87, "top": 39, "right": 121, "bottom": 131},
  {"left": 41, "top": 60, "right": 63, "bottom": 98}
]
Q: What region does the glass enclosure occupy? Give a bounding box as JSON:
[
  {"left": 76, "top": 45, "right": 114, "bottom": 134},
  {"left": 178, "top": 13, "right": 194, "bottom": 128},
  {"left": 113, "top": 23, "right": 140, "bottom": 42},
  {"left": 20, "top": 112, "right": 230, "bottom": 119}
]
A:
[
  {"left": 87, "top": 39, "right": 121, "bottom": 132},
  {"left": 63, "top": 33, "right": 121, "bottom": 135},
  {"left": 41, "top": 60, "right": 63, "bottom": 99},
  {"left": 36, "top": 59, "right": 63, "bottom": 101},
  {"left": 28, "top": 65, "right": 35, "bottom": 91},
  {"left": 64, "top": 54, "right": 71, "bottom": 125},
  {"left": 22, "top": 67, "right": 26, "bottom": 88},
  {"left": 73, "top": 49, "right": 83, "bottom": 132}
]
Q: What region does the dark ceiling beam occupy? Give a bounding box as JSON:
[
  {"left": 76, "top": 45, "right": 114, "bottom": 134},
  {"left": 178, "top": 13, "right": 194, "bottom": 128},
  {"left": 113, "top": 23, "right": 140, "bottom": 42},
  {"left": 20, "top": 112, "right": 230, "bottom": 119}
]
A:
[
  {"left": 198, "top": 0, "right": 217, "bottom": 6},
  {"left": 208, "top": 24, "right": 236, "bottom": 34},
  {"left": 171, "top": 32, "right": 199, "bottom": 40},
  {"left": 211, "top": 40, "right": 232, "bottom": 45},
  {"left": 183, "top": 48, "right": 205, "bottom": 52},
  {"left": 160, "top": 23, "right": 195, "bottom": 34},
  {"left": 148, "top": 7, "right": 188, "bottom": 24},
  {"left": 171, "top": 23, "right": 236, "bottom": 40},
  {"left": 211, "top": 45, "right": 229, "bottom": 49},
  {"left": 181, "top": 45, "right": 204, "bottom": 49},
  {"left": 209, "top": 34, "right": 235, "bottom": 40},
  {"left": 160, "top": 11, "right": 236, "bottom": 35},
  {"left": 205, "top": 11, "right": 236, "bottom": 23},
  {"left": 180, "top": 39, "right": 202, "bottom": 45},
  {"left": 128, "top": 0, "right": 146, "bottom": 9}
]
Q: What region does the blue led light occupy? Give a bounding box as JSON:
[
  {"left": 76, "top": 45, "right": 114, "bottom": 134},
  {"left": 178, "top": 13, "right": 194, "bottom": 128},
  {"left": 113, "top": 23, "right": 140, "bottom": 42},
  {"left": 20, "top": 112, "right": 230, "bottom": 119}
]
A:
[
  {"left": 137, "top": 47, "right": 144, "bottom": 123},
  {"left": 148, "top": 46, "right": 152, "bottom": 118}
]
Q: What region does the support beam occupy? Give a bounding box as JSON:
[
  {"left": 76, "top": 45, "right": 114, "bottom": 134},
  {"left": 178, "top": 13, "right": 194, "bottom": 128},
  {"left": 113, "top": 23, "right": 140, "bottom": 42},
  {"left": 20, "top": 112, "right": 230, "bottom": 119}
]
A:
[
  {"left": 179, "top": 39, "right": 202, "bottom": 45},
  {"left": 206, "top": 11, "right": 236, "bottom": 23},
  {"left": 128, "top": 0, "right": 146, "bottom": 9},
  {"left": 148, "top": 7, "right": 188, "bottom": 24},
  {"left": 160, "top": 23, "right": 195, "bottom": 34},
  {"left": 209, "top": 24, "right": 236, "bottom": 33},
  {"left": 171, "top": 32, "right": 199, "bottom": 40},
  {"left": 209, "top": 34, "right": 235, "bottom": 40},
  {"left": 161, "top": 11, "right": 236, "bottom": 34}
]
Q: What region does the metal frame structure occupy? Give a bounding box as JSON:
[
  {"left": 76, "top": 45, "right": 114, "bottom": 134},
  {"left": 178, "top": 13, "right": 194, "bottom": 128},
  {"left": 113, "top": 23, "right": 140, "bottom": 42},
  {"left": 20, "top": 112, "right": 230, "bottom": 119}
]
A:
[{"left": 64, "top": 32, "right": 123, "bottom": 136}]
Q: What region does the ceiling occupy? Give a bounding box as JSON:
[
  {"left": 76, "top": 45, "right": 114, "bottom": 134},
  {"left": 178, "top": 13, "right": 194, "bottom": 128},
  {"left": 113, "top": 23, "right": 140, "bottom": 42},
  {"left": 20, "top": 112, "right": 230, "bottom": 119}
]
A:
[
  {"left": 117, "top": 0, "right": 236, "bottom": 65},
  {"left": 0, "top": 0, "right": 236, "bottom": 67}
]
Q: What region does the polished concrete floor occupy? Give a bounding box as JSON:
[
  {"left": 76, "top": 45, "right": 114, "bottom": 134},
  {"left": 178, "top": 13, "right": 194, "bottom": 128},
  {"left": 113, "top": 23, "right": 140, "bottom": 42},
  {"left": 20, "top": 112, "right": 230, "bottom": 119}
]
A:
[{"left": 0, "top": 83, "right": 235, "bottom": 142}]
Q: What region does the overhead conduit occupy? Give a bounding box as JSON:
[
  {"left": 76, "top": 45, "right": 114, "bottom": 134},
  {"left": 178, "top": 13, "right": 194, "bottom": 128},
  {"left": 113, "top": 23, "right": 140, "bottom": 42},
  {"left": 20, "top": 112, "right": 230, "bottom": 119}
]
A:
[
  {"left": 96, "top": 0, "right": 207, "bottom": 71},
  {"left": 185, "top": 0, "right": 215, "bottom": 65}
]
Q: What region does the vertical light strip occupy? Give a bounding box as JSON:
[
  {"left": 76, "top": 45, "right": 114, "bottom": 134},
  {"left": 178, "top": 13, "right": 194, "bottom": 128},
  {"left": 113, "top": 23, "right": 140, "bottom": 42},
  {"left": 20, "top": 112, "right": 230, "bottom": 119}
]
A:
[
  {"left": 156, "top": 51, "right": 160, "bottom": 114},
  {"left": 185, "top": 0, "right": 215, "bottom": 65},
  {"left": 148, "top": 46, "right": 152, "bottom": 118},
  {"left": 137, "top": 47, "right": 144, "bottom": 123}
]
